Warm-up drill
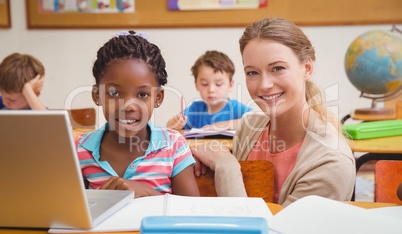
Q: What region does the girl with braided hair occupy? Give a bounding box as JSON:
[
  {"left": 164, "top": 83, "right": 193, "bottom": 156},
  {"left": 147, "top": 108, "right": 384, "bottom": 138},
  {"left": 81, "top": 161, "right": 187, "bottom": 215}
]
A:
[{"left": 75, "top": 31, "right": 200, "bottom": 198}]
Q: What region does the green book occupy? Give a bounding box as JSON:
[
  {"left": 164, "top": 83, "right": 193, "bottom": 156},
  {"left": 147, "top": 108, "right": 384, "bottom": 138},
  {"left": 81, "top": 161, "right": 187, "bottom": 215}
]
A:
[{"left": 342, "top": 119, "right": 402, "bottom": 140}]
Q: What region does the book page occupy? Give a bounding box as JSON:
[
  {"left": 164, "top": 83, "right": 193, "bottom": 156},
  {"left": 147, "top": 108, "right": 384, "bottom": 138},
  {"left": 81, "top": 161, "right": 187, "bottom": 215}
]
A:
[
  {"left": 270, "top": 195, "right": 402, "bottom": 233},
  {"left": 184, "top": 128, "right": 235, "bottom": 138},
  {"left": 166, "top": 194, "right": 273, "bottom": 222},
  {"left": 367, "top": 206, "right": 402, "bottom": 219}
]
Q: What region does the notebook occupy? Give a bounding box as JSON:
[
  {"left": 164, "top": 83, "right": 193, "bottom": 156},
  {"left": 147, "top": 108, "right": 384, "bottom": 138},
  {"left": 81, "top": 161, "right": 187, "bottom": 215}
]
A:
[
  {"left": 269, "top": 195, "right": 402, "bottom": 233},
  {"left": 183, "top": 128, "right": 235, "bottom": 138},
  {"left": 0, "top": 110, "right": 134, "bottom": 229}
]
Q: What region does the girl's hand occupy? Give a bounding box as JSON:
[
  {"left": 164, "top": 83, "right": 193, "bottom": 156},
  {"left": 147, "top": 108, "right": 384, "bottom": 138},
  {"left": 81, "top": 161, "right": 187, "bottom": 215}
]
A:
[
  {"left": 99, "top": 176, "right": 161, "bottom": 198},
  {"left": 167, "top": 114, "right": 187, "bottom": 130},
  {"left": 191, "top": 141, "right": 231, "bottom": 176}
]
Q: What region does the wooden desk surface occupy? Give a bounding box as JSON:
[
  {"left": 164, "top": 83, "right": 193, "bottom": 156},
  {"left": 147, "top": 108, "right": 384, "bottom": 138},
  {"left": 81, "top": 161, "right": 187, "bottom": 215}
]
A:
[
  {"left": 343, "top": 201, "right": 402, "bottom": 209},
  {"left": 348, "top": 135, "right": 402, "bottom": 153}
]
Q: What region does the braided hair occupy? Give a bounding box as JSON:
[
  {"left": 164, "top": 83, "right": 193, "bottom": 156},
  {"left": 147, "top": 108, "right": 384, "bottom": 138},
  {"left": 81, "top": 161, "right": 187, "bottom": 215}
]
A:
[{"left": 92, "top": 31, "right": 167, "bottom": 86}]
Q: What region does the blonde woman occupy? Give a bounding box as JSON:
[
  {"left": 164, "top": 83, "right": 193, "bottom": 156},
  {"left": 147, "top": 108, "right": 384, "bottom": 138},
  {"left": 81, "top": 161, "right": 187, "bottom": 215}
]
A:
[{"left": 192, "top": 18, "right": 355, "bottom": 207}]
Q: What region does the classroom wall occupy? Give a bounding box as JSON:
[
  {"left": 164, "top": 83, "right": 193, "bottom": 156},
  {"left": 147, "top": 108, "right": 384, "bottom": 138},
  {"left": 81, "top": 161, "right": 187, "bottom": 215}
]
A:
[{"left": 1, "top": 0, "right": 401, "bottom": 127}]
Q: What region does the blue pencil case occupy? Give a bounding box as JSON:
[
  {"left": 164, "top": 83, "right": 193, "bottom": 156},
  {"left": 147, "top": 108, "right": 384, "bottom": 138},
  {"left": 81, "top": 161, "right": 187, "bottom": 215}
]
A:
[{"left": 140, "top": 216, "right": 268, "bottom": 234}]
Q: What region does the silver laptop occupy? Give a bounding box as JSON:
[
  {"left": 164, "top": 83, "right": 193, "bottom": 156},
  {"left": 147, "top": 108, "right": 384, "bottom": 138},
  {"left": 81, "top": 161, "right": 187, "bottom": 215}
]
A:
[{"left": 0, "top": 110, "right": 134, "bottom": 229}]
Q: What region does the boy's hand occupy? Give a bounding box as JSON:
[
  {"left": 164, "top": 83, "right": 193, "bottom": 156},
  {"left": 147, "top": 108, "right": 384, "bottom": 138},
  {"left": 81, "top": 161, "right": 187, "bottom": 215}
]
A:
[
  {"left": 22, "top": 74, "right": 46, "bottom": 110},
  {"left": 24, "top": 74, "right": 44, "bottom": 95},
  {"left": 99, "top": 176, "right": 161, "bottom": 198},
  {"left": 167, "top": 114, "right": 187, "bottom": 130}
]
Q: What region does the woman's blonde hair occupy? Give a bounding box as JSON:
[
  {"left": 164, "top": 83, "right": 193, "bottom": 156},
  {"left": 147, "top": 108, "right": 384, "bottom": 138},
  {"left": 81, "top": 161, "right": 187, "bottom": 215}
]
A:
[{"left": 239, "top": 17, "right": 341, "bottom": 132}]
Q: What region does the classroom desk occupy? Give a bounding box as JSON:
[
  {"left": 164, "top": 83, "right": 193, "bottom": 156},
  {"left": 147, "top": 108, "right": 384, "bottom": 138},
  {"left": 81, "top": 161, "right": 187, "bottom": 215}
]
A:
[
  {"left": 343, "top": 201, "right": 402, "bottom": 209},
  {"left": 348, "top": 135, "right": 402, "bottom": 173},
  {"left": 1, "top": 202, "right": 399, "bottom": 234}
]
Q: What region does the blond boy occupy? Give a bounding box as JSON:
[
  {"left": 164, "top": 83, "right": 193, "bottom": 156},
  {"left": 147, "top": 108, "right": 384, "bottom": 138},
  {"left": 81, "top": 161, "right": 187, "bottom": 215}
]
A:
[{"left": 0, "top": 53, "right": 46, "bottom": 110}]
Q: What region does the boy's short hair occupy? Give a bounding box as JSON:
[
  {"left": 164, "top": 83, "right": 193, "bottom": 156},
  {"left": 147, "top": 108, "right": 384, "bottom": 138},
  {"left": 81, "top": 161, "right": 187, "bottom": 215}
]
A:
[
  {"left": 0, "top": 53, "right": 45, "bottom": 93},
  {"left": 191, "top": 50, "right": 235, "bottom": 81}
]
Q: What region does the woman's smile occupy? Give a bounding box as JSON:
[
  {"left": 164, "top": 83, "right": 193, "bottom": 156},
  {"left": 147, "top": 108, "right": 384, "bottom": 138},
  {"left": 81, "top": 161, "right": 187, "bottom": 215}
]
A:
[{"left": 260, "top": 92, "right": 284, "bottom": 103}]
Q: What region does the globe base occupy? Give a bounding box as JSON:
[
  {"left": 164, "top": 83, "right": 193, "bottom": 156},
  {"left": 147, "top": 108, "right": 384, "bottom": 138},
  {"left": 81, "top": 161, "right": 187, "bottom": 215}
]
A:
[{"left": 353, "top": 107, "right": 395, "bottom": 121}]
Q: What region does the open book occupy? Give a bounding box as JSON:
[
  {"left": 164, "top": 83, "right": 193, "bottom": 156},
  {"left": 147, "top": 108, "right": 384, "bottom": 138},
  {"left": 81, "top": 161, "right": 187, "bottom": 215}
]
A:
[
  {"left": 270, "top": 195, "right": 402, "bottom": 234},
  {"left": 49, "top": 194, "right": 272, "bottom": 233},
  {"left": 183, "top": 128, "right": 235, "bottom": 138}
]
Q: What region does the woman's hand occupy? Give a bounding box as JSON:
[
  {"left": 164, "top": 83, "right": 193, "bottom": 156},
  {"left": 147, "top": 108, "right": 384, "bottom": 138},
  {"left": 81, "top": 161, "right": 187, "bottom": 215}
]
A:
[
  {"left": 167, "top": 114, "right": 187, "bottom": 130},
  {"left": 191, "top": 140, "right": 231, "bottom": 176},
  {"left": 99, "top": 176, "right": 161, "bottom": 198}
]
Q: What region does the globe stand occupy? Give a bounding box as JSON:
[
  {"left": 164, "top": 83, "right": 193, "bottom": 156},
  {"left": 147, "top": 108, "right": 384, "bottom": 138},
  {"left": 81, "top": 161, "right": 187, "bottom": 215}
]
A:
[
  {"left": 354, "top": 107, "right": 394, "bottom": 115},
  {"left": 353, "top": 108, "right": 395, "bottom": 121},
  {"left": 352, "top": 88, "right": 402, "bottom": 121}
]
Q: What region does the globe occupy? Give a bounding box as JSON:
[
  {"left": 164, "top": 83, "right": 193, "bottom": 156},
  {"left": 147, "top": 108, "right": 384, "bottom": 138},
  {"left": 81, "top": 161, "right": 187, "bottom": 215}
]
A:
[{"left": 345, "top": 29, "right": 402, "bottom": 96}]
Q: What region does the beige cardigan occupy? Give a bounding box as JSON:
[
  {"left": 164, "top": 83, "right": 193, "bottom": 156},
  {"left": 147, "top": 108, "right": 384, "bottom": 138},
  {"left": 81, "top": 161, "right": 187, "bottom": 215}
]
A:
[{"left": 211, "top": 110, "right": 356, "bottom": 207}]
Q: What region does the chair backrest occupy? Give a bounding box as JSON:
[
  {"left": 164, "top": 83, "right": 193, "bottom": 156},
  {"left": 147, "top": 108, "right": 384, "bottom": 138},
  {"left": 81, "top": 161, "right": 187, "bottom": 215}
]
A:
[
  {"left": 195, "top": 160, "right": 274, "bottom": 202},
  {"left": 67, "top": 108, "right": 96, "bottom": 129},
  {"left": 375, "top": 160, "right": 402, "bottom": 203}
]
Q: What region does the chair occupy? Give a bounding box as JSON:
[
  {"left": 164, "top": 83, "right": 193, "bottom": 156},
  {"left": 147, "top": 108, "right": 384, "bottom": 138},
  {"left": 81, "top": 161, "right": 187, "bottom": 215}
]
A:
[
  {"left": 195, "top": 160, "right": 274, "bottom": 202},
  {"left": 375, "top": 160, "right": 402, "bottom": 204},
  {"left": 67, "top": 108, "right": 96, "bottom": 129}
]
